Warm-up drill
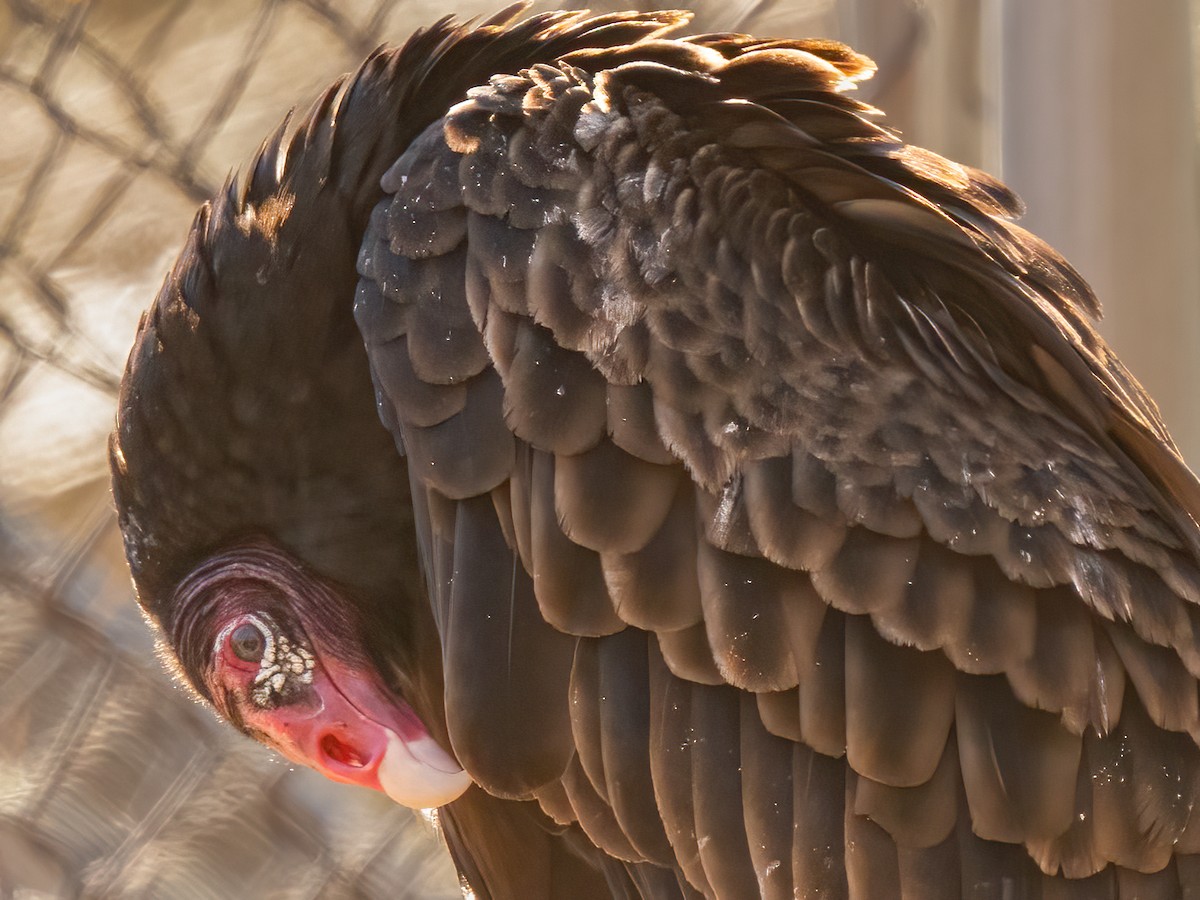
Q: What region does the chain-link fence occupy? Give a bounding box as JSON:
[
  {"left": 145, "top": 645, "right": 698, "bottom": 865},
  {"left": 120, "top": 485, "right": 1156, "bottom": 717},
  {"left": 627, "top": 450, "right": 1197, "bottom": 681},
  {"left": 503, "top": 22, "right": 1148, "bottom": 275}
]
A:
[{"left": 0, "top": 2, "right": 495, "bottom": 896}]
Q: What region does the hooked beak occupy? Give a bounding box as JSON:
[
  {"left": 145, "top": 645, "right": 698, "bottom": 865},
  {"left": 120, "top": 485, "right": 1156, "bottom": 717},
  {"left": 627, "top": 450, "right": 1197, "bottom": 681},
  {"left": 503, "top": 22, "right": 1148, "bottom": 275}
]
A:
[{"left": 259, "top": 655, "right": 471, "bottom": 808}]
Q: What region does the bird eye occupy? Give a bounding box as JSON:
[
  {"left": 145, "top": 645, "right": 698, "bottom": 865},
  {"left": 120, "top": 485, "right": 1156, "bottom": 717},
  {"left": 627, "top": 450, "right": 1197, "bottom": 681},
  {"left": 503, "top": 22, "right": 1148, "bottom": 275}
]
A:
[{"left": 229, "top": 623, "right": 266, "bottom": 662}]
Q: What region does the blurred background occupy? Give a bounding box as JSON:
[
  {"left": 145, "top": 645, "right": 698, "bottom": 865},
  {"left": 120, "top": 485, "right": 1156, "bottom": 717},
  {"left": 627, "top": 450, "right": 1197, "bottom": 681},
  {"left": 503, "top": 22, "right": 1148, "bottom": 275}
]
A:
[{"left": 0, "top": 0, "right": 1196, "bottom": 897}]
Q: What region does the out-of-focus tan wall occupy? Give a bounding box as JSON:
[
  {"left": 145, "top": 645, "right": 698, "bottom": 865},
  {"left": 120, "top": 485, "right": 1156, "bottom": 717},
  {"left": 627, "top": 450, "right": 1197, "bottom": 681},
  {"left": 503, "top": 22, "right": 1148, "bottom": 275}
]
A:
[
  {"left": 991, "top": 0, "right": 1200, "bottom": 464},
  {"left": 0, "top": 1, "right": 1197, "bottom": 897},
  {"left": 839, "top": 0, "right": 1200, "bottom": 463}
]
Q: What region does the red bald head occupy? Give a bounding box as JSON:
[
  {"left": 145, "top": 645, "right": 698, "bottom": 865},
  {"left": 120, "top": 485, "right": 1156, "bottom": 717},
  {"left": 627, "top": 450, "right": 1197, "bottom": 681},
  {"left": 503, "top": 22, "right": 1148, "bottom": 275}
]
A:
[{"left": 171, "top": 543, "right": 470, "bottom": 809}]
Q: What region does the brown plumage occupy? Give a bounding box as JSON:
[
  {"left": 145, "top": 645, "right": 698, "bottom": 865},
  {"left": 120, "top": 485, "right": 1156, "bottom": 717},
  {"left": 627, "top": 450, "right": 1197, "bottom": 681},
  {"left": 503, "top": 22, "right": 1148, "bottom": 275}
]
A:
[{"left": 110, "top": 6, "right": 1200, "bottom": 898}]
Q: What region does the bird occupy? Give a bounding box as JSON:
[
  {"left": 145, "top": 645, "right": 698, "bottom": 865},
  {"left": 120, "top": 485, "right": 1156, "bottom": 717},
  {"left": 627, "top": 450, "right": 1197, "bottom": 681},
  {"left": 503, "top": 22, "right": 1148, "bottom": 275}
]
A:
[{"left": 108, "top": 5, "right": 1200, "bottom": 898}]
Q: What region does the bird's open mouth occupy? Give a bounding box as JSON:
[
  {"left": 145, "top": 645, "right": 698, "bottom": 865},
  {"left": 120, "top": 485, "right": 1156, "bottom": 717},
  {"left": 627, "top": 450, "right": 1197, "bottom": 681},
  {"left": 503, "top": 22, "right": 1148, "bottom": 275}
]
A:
[
  {"left": 320, "top": 733, "right": 367, "bottom": 768},
  {"left": 289, "top": 660, "right": 471, "bottom": 807}
]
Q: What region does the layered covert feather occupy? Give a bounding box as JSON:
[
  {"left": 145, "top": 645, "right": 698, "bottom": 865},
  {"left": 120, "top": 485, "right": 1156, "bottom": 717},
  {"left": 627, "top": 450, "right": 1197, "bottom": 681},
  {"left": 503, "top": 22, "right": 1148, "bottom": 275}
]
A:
[{"left": 112, "top": 7, "right": 1200, "bottom": 898}]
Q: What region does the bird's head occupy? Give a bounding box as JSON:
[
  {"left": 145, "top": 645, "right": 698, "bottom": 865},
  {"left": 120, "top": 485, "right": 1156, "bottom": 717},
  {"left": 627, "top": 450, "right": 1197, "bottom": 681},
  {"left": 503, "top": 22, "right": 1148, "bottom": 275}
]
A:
[
  {"left": 110, "top": 5, "right": 697, "bottom": 817},
  {"left": 105, "top": 147, "right": 468, "bottom": 808},
  {"left": 164, "top": 542, "right": 470, "bottom": 808},
  {"left": 106, "top": 21, "right": 496, "bottom": 810}
]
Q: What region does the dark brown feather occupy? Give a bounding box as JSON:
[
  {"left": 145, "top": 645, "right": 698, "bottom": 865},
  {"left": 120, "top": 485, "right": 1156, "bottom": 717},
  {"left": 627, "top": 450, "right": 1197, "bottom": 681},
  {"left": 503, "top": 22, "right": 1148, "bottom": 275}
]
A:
[
  {"left": 799, "top": 609, "right": 848, "bottom": 760},
  {"left": 401, "top": 369, "right": 514, "bottom": 499},
  {"left": 956, "top": 676, "right": 1081, "bottom": 845},
  {"left": 501, "top": 318, "right": 610, "bottom": 454},
  {"left": 596, "top": 629, "right": 675, "bottom": 865},
  {"left": 844, "top": 771, "right": 903, "bottom": 900},
  {"left": 529, "top": 450, "right": 624, "bottom": 636},
  {"left": 696, "top": 542, "right": 799, "bottom": 691},
  {"left": 647, "top": 643, "right": 714, "bottom": 897},
  {"left": 845, "top": 615, "right": 956, "bottom": 788},
  {"left": 603, "top": 478, "right": 704, "bottom": 633},
  {"left": 555, "top": 440, "right": 681, "bottom": 554},
  {"left": 854, "top": 737, "right": 961, "bottom": 850},
  {"left": 656, "top": 622, "right": 724, "bottom": 687},
  {"left": 113, "top": 8, "right": 1200, "bottom": 898},
  {"left": 688, "top": 682, "right": 760, "bottom": 898},
  {"left": 738, "top": 693, "right": 796, "bottom": 900},
  {"left": 442, "top": 495, "right": 576, "bottom": 797}
]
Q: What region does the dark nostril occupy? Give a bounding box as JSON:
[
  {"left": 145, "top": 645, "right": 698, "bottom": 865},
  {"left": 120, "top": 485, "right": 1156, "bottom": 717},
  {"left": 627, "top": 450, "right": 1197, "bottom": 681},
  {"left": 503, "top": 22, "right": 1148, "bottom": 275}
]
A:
[{"left": 320, "top": 733, "right": 365, "bottom": 768}]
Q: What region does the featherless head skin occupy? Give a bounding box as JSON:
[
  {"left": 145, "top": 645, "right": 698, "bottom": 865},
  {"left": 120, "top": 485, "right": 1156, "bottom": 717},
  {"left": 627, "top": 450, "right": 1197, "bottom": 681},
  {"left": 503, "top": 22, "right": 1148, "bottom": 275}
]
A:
[{"left": 111, "top": 6, "right": 1200, "bottom": 898}]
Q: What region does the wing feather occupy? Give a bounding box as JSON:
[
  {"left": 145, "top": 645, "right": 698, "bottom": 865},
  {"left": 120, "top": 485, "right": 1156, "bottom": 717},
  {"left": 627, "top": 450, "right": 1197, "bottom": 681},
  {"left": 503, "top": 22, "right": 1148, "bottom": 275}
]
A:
[
  {"left": 529, "top": 449, "right": 625, "bottom": 635},
  {"left": 647, "top": 643, "right": 715, "bottom": 896},
  {"left": 556, "top": 440, "right": 681, "bottom": 554},
  {"left": 348, "top": 16, "right": 1200, "bottom": 896},
  {"left": 603, "top": 478, "right": 703, "bottom": 632},
  {"left": 897, "top": 834, "right": 965, "bottom": 900},
  {"left": 443, "top": 494, "right": 576, "bottom": 796},
  {"left": 597, "top": 628, "right": 676, "bottom": 865},
  {"left": 400, "top": 369, "right": 514, "bottom": 499},
  {"left": 843, "top": 771, "right": 903, "bottom": 900},
  {"left": 656, "top": 623, "right": 723, "bottom": 686},
  {"left": 563, "top": 754, "right": 645, "bottom": 862},
  {"left": 743, "top": 454, "right": 847, "bottom": 570},
  {"left": 852, "top": 731, "right": 961, "bottom": 849},
  {"left": 844, "top": 615, "right": 955, "bottom": 788},
  {"left": 502, "top": 317, "right": 609, "bottom": 454},
  {"left": 696, "top": 542, "right": 798, "bottom": 692},
  {"left": 737, "top": 693, "right": 795, "bottom": 900},
  {"left": 688, "top": 682, "right": 760, "bottom": 898}
]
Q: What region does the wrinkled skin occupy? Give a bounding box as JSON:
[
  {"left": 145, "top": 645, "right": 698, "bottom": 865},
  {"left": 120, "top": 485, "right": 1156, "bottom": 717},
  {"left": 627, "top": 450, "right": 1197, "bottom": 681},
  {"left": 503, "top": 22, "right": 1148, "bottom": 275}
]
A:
[{"left": 179, "top": 544, "right": 470, "bottom": 809}]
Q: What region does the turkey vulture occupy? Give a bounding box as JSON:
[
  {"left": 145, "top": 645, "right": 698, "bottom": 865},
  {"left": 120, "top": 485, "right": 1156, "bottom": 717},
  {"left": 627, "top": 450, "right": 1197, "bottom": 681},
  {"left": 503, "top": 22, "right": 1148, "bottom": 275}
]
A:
[{"left": 109, "top": 6, "right": 1200, "bottom": 898}]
